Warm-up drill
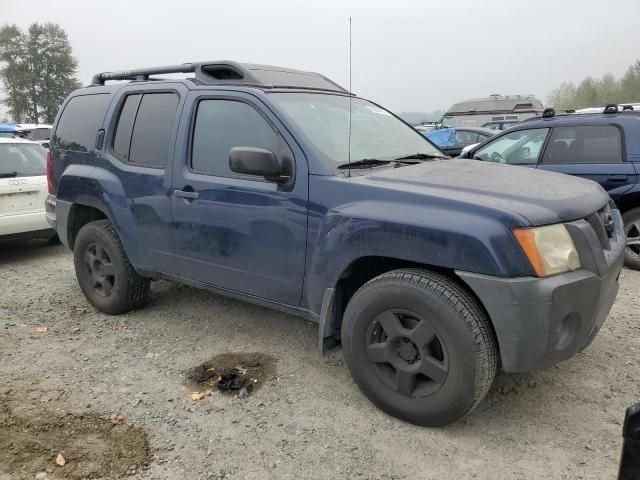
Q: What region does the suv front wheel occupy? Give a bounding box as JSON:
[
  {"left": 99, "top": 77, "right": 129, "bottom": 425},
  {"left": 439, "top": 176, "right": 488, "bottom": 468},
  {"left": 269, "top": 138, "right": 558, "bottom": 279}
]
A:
[
  {"left": 73, "top": 219, "right": 150, "bottom": 315},
  {"left": 341, "top": 269, "right": 498, "bottom": 427}
]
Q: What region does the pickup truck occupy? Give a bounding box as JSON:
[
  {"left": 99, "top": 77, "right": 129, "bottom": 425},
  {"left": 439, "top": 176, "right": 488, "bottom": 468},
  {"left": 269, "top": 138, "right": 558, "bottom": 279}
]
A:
[{"left": 45, "top": 61, "right": 625, "bottom": 427}]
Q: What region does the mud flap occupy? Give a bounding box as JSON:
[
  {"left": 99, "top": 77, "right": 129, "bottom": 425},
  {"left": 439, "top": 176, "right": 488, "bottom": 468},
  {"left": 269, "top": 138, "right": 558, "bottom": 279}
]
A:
[{"left": 318, "top": 288, "right": 339, "bottom": 356}]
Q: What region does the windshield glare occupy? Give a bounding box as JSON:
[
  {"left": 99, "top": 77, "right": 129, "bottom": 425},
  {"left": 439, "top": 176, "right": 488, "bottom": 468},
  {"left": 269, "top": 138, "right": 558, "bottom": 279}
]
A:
[
  {"left": 270, "top": 93, "right": 442, "bottom": 167},
  {"left": 0, "top": 143, "right": 47, "bottom": 176}
]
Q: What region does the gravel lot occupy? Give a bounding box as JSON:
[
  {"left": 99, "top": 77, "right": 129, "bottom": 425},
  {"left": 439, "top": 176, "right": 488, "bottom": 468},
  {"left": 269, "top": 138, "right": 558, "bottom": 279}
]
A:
[{"left": 1, "top": 240, "right": 638, "bottom": 480}]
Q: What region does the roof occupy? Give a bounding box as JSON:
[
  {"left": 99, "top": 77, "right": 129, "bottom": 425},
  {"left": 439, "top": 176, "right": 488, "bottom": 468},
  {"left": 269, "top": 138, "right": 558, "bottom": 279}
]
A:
[
  {"left": 0, "top": 137, "right": 39, "bottom": 144},
  {"left": 454, "top": 126, "right": 496, "bottom": 135},
  {"left": 447, "top": 94, "right": 544, "bottom": 114},
  {"left": 15, "top": 123, "right": 53, "bottom": 130},
  {"left": 90, "top": 61, "right": 350, "bottom": 94},
  {"left": 521, "top": 110, "right": 640, "bottom": 127}
]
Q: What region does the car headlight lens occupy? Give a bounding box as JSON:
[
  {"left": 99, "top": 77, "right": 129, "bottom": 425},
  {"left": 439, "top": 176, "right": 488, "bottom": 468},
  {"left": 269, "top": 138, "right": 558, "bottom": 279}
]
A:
[{"left": 513, "top": 224, "right": 581, "bottom": 277}]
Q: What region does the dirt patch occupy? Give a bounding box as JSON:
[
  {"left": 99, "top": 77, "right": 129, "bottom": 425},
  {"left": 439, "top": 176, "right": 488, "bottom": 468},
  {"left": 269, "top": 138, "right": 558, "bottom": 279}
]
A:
[
  {"left": 187, "top": 352, "right": 277, "bottom": 397},
  {"left": 0, "top": 398, "right": 150, "bottom": 479}
]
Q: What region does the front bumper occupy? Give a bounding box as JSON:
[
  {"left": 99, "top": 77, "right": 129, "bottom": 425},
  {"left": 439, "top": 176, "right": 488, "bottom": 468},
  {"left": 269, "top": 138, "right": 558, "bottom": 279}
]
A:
[{"left": 457, "top": 206, "right": 625, "bottom": 373}]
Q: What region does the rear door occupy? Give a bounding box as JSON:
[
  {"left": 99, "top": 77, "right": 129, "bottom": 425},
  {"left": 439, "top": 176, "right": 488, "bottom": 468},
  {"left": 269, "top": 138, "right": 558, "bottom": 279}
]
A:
[
  {"left": 537, "top": 125, "right": 636, "bottom": 200},
  {"left": 0, "top": 142, "right": 48, "bottom": 233},
  {"left": 100, "top": 84, "right": 187, "bottom": 269}
]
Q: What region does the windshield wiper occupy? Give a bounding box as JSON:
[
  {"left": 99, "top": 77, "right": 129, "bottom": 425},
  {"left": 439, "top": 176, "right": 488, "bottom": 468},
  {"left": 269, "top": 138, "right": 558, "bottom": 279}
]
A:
[
  {"left": 337, "top": 159, "right": 393, "bottom": 170},
  {"left": 0, "top": 171, "right": 18, "bottom": 178},
  {"left": 393, "top": 153, "right": 446, "bottom": 161}
]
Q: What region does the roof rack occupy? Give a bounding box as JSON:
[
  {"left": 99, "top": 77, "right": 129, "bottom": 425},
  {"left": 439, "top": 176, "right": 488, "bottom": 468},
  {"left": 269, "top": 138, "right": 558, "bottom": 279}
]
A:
[
  {"left": 542, "top": 107, "right": 556, "bottom": 118},
  {"left": 604, "top": 103, "right": 619, "bottom": 114},
  {"left": 91, "top": 61, "right": 350, "bottom": 93}
]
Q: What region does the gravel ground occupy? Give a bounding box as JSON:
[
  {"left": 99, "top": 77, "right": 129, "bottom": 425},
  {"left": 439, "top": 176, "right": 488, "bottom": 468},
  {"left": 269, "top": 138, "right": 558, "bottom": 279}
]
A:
[{"left": 0, "top": 240, "right": 638, "bottom": 480}]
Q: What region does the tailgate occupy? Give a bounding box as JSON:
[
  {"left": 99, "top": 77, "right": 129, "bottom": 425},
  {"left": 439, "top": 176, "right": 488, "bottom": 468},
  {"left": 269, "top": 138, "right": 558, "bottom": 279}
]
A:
[{"left": 0, "top": 175, "right": 48, "bottom": 216}]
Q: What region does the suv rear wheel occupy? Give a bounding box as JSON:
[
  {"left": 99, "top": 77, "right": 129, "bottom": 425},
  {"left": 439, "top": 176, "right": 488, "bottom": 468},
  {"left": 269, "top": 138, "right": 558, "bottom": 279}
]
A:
[
  {"left": 341, "top": 269, "right": 497, "bottom": 427},
  {"left": 623, "top": 208, "right": 640, "bottom": 271},
  {"left": 73, "top": 219, "right": 150, "bottom": 314}
]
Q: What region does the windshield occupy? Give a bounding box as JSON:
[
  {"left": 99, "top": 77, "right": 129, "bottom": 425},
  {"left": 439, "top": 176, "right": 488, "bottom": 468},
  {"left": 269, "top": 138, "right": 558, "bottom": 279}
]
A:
[
  {"left": 269, "top": 93, "right": 443, "bottom": 167},
  {"left": 0, "top": 143, "right": 47, "bottom": 176},
  {"left": 441, "top": 116, "right": 455, "bottom": 128}
]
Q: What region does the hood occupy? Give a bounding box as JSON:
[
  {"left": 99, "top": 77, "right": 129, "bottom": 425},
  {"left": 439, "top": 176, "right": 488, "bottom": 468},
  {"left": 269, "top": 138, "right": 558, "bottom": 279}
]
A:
[{"left": 355, "top": 159, "right": 609, "bottom": 226}]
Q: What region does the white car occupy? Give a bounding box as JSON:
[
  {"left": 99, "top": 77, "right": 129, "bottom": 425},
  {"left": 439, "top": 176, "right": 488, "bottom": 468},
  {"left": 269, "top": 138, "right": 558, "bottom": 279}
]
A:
[{"left": 0, "top": 137, "right": 55, "bottom": 241}]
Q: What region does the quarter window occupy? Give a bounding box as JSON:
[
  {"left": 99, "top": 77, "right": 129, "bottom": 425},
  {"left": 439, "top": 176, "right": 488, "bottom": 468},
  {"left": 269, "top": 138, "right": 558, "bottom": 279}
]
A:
[
  {"left": 52, "top": 94, "right": 111, "bottom": 152},
  {"left": 191, "top": 100, "right": 279, "bottom": 177},
  {"left": 541, "top": 126, "right": 622, "bottom": 164}
]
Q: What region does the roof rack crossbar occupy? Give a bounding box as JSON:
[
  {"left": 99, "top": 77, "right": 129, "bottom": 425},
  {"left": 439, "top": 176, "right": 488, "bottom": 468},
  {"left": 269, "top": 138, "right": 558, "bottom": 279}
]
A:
[
  {"left": 92, "top": 63, "right": 197, "bottom": 85},
  {"left": 90, "top": 61, "right": 349, "bottom": 93}
]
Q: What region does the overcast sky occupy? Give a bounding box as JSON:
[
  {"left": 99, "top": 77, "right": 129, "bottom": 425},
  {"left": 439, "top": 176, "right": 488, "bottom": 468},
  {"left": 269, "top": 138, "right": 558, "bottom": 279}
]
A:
[{"left": 1, "top": 0, "right": 640, "bottom": 114}]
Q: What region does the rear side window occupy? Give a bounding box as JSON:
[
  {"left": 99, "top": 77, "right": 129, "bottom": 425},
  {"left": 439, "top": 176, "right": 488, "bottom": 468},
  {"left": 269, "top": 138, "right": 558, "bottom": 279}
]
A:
[
  {"left": 113, "top": 92, "right": 179, "bottom": 168},
  {"left": 542, "top": 126, "right": 623, "bottom": 164},
  {"left": 52, "top": 94, "right": 111, "bottom": 152},
  {"left": 112, "top": 94, "right": 141, "bottom": 160},
  {"left": 191, "top": 100, "right": 279, "bottom": 177}
]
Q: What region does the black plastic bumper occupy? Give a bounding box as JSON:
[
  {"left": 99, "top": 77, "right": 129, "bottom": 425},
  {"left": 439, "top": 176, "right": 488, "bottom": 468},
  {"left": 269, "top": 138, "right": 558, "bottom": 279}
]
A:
[
  {"left": 456, "top": 206, "right": 625, "bottom": 372},
  {"left": 457, "top": 258, "right": 622, "bottom": 372}
]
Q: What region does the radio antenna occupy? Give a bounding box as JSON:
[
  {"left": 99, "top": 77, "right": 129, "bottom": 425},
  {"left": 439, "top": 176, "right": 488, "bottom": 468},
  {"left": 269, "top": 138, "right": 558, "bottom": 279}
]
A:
[{"left": 347, "top": 17, "right": 352, "bottom": 177}]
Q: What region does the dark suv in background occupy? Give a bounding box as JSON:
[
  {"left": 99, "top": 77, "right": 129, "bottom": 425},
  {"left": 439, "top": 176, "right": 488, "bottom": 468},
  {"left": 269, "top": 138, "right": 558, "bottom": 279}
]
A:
[{"left": 461, "top": 106, "right": 640, "bottom": 269}]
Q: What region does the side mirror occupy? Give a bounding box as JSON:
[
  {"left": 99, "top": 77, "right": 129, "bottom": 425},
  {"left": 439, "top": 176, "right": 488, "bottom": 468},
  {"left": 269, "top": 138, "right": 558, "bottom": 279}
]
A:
[
  {"left": 519, "top": 146, "right": 531, "bottom": 158},
  {"left": 229, "top": 147, "right": 288, "bottom": 182},
  {"left": 459, "top": 143, "right": 479, "bottom": 159}
]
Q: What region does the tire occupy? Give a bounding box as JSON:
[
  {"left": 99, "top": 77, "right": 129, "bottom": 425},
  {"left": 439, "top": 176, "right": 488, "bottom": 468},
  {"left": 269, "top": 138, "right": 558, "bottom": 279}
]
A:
[
  {"left": 341, "top": 269, "right": 497, "bottom": 427},
  {"left": 73, "top": 219, "right": 150, "bottom": 315},
  {"left": 623, "top": 208, "right": 640, "bottom": 271}
]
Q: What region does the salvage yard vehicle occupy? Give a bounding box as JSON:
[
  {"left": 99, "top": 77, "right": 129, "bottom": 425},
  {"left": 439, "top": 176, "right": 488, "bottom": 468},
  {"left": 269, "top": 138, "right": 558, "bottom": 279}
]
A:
[
  {"left": 460, "top": 106, "right": 640, "bottom": 270},
  {"left": 46, "top": 61, "right": 624, "bottom": 427},
  {"left": 439, "top": 94, "right": 544, "bottom": 128},
  {"left": 0, "top": 137, "right": 55, "bottom": 242}
]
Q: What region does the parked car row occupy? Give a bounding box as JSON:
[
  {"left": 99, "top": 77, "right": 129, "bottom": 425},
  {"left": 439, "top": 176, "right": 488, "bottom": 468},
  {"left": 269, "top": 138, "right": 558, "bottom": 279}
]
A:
[
  {"left": 457, "top": 106, "right": 640, "bottom": 270},
  {"left": 0, "top": 122, "right": 52, "bottom": 147},
  {"left": 425, "top": 126, "right": 496, "bottom": 157}
]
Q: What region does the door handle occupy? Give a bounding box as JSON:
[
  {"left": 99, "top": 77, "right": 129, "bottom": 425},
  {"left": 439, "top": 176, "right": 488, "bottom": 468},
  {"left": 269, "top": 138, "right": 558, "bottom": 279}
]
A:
[
  {"left": 173, "top": 189, "right": 199, "bottom": 200},
  {"left": 607, "top": 175, "right": 628, "bottom": 183}
]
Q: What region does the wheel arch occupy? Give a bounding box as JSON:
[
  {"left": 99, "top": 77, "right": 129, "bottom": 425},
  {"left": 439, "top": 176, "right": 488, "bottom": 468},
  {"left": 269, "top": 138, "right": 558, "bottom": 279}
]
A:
[
  {"left": 318, "top": 255, "right": 500, "bottom": 361},
  {"left": 66, "top": 203, "right": 108, "bottom": 250}
]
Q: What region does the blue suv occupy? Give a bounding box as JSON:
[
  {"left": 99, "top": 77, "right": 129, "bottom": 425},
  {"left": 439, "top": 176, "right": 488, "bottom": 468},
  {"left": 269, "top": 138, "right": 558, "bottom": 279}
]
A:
[
  {"left": 460, "top": 107, "right": 640, "bottom": 269},
  {"left": 45, "top": 62, "right": 624, "bottom": 426}
]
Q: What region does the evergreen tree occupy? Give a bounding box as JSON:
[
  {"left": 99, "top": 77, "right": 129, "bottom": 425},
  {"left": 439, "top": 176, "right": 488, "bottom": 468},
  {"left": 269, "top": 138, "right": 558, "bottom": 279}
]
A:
[{"left": 0, "top": 23, "right": 81, "bottom": 123}]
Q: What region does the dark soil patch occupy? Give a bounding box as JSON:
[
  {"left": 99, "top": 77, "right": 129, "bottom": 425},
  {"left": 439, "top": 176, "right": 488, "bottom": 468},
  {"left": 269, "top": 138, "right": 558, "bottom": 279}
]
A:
[
  {"left": 0, "top": 399, "right": 149, "bottom": 479},
  {"left": 187, "top": 352, "right": 277, "bottom": 397}
]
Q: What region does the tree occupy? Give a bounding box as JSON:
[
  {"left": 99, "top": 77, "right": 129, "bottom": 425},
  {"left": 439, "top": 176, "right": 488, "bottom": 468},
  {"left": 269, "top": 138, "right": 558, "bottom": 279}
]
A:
[
  {"left": 547, "top": 60, "right": 640, "bottom": 110},
  {"left": 0, "top": 23, "right": 80, "bottom": 123}
]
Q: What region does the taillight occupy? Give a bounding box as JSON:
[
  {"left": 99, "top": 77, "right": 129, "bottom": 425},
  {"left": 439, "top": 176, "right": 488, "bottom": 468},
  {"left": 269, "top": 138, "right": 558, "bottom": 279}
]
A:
[{"left": 46, "top": 149, "right": 53, "bottom": 194}]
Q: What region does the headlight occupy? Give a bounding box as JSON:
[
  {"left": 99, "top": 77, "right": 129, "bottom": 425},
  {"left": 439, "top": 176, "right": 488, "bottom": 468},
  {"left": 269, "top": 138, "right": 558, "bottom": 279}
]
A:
[{"left": 513, "top": 224, "right": 581, "bottom": 277}]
